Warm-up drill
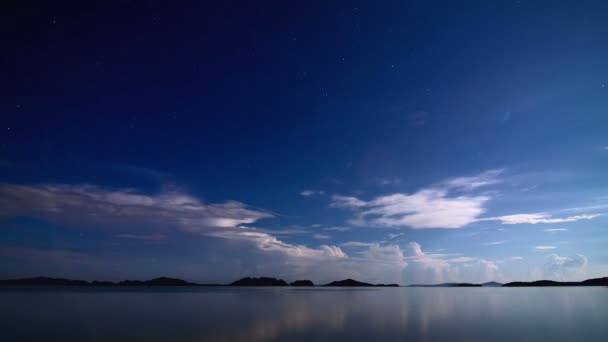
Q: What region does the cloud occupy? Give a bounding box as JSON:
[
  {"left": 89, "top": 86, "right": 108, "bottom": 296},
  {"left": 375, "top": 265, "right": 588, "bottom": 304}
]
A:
[
  {"left": 483, "top": 241, "right": 505, "bottom": 246},
  {"left": 402, "top": 242, "right": 500, "bottom": 284},
  {"left": 387, "top": 233, "right": 404, "bottom": 240},
  {"left": 329, "top": 170, "right": 505, "bottom": 229},
  {"left": 544, "top": 228, "right": 568, "bottom": 232},
  {"left": 482, "top": 213, "right": 601, "bottom": 225},
  {"left": 300, "top": 190, "right": 325, "bottom": 197},
  {"left": 323, "top": 226, "right": 352, "bottom": 232},
  {"left": 442, "top": 169, "right": 504, "bottom": 190},
  {"left": 0, "top": 183, "right": 273, "bottom": 232},
  {"left": 330, "top": 195, "right": 367, "bottom": 209},
  {"left": 450, "top": 257, "right": 476, "bottom": 263},
  {"left": 332, "top": 189, "right": 489, "bottom": 229},
  {"left": 340, "top": 241, "right": 377, "bottom": 247},
  {"left": 535, "top": 246, "right": 557, "bottom": 250},
  {"left": 542, "top": 254, "right": 587, "bottom": 280},
  {"left": 313, "top": 233, "right": 331, "bottom": 240},
  {"left": 375, "top": 178, "right": 402, "bottom": 186},
  {"left": 208, "top": 230, "right": 347, "bottom": 259}
]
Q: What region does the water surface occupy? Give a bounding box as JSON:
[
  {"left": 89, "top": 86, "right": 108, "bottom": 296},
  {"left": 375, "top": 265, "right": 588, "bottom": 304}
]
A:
[{"left": 1, "top": 286, "right": 606, "bottom": 341}]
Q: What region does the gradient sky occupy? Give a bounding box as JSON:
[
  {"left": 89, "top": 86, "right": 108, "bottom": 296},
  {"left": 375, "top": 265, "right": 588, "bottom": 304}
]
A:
[{"left": 1, "top": 1, "right": 608, "bottom": 284}]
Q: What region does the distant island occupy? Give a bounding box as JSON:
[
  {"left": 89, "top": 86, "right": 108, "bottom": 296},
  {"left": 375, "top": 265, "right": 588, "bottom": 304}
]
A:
[
  {"left": 503, "top": 277, "right": 608, "bottom": 287},
  {"left": 1, "top": 276, "right": 607, "bottom": 287},
  {"left": 324, "top": 279, "right": 399, "bottom": 287}
]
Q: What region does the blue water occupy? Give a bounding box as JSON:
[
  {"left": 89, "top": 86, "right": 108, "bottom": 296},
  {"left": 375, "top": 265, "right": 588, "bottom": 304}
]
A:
[{"left": 1, "top": 286, "right": 607, "bottom": 341}]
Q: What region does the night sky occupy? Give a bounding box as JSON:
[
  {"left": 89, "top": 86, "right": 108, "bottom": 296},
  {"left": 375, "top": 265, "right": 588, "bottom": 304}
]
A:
[{"left": 1, "top": 1, "right": 608, "bottom": 284}]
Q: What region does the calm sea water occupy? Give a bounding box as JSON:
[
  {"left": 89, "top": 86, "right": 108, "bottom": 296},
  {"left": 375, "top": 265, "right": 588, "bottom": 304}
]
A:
[{"left": 1, "top": 286, "right": 607, "bottom": 341}]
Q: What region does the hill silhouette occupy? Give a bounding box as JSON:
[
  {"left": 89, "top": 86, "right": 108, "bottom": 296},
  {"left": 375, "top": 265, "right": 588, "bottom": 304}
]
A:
[
  {"left": 323, "top": 279, "right": 399, "bottom": 287},
  {"left": 503, "top": 277, "right": 608, "bottom": 287},
  {"left": 230, "top": 277, "right": 288, "bottom": 286},
  {"left": 290, "top": 280, "right": 314, "bottom": 286}
]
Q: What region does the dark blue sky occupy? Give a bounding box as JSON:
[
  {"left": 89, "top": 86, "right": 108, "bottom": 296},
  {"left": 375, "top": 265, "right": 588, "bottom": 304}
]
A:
[{"left": 1, "top": 1, "right": 608, "bottom": 284}]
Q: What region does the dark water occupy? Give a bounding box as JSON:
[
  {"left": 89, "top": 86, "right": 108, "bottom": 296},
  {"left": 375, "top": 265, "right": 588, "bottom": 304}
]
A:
[{"left": 1, "top": 286, "right": 607, "bottom": 341}]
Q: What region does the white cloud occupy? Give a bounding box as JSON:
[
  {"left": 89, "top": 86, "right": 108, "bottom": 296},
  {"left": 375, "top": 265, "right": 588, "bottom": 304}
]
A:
[
  {"left": 330, "top": 195, "right": 367, "bottom": 209},
  {"left": 403, "top": 242, "right": 500, "bottom": 284},
  {"left": 544, "top": 228, "right": 568, "bottom": 232},
  {"left": 313, "top": 233, "right": 331, "bottom": 240},
  {"left": 330, "top": 170, "right": 505, "bottom": 229},
  {"left": 375, "top": 178, "right": 402, "bottom": 186},
  {"left": 482, "top": 213, "right": 601, "bottom": 225},
  {"left": 340, "top": 241, "right": 377, "bottom": 247},
  {"left": 300, "top": 190, "right": 325, "bottom": 197},
  {"left": 387, "top": 233, "right": 404, "bottom": 240},
  {"left": 535, "top": 246, "right": 557, "bottom": 250},
  {"left": 323, "top": 226, "right": 352, "bottom": 232},
  {"left": 450, "top": 257, "right": 476, "bottom": 263},
  {"left": 333, "top": 189, "right": 489, "bottom": 229},
  {"left": 483, "top": 241, "right": 505, "bottom": 246},
  {"left": 443, "top": 169, "right": 504, "bottom": 190},
  {"left": 208, "top": 230, "right": 347, "bottom": 259},
  {"left": 0, "top": 183, "right": 273, "bottom": 232}
]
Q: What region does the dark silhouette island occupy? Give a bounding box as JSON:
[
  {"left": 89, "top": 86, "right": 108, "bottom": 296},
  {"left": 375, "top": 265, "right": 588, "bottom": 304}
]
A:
[
  {"left": 503, "top": 277, "right": 608, "bottom": 287},
  {"left": 1, "top": 276, "right": 607, "bottom": 287},
  {"left": 230, "top": 277, "right": 288, "bottom": 286},
  {"left": 290, "top": 280, "right": 315, "bottom": 286},
  {"left": 0, "top": 276, "right": 199, "bottom": 286},
  {"left": 324, "top": 279, "right": 399, "bottom": 287}
]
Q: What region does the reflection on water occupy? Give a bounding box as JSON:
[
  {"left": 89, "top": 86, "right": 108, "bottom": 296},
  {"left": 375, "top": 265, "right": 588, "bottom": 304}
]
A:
[{"left": 1, "top": 287, "right": 607, "bottom": 341}]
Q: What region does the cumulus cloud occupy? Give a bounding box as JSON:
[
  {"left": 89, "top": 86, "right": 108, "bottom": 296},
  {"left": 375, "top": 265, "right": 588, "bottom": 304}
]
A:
[
  {"left": 482, "top": 213, "right": 601, "bottom": 225},
  {"left": 542, "top": 254, "right": 587, "bottom": 280},
  {"left": 0, "top": 183, "right": 273, "bottom": 232},
  {"left": 402, "top": 242, "right": 499, "bottom": 284}
]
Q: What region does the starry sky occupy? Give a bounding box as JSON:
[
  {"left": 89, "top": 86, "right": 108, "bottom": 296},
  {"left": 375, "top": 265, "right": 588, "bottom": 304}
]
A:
[{"left": 1, "top": 1, "right": 608, "bottom": 284}]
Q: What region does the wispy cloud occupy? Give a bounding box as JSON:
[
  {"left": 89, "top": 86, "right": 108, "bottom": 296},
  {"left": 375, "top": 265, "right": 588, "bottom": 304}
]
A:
[
  {"left": 330, "top": 195, "right": 367, "bottom": 208},
  {"left": 0, "top": 183, "right": 273, "bottom": 232},
  {"left": 300, "top": 190, "right": 325, "bottom": 197},
  {"left": 332, "top": 189, "right": 489, "bottom": 229},
  {"left": 323, "top": 226, "right": 352, "bottom": 232},
  {"left": 442, "top": 169, "right": 504, "bottom": 190},
  {"left": 483, "top": 241, "right": 505, "bottom": 246},
  {"left": 544, "top": 228, "right": 568, "bottom": 232},
  {"left": 208, "top": 230, "right": 347, "bottom": 259},
  {"left": 535, "top": 246, "right": 557, "bottom": 250},
  {"left": 313, "top": 233, "right": 331, "bottom": 240},
  {"left": 341, "top": 241, "right": 378, "bottom": 247},
  {"left": 482, "top": 213, "right": 601, "bottom": 225},
  {"left": 330, "top": 171, "right": 502, "bottom": 229}
]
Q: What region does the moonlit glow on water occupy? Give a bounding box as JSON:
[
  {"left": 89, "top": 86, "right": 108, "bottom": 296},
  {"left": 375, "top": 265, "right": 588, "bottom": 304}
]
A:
[{"left": 2, "top": 287, "right": 607, "bottom": 341}]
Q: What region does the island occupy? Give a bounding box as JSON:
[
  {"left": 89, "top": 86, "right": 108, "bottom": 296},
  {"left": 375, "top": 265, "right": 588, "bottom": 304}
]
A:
[
  {"left": 503, "top": 277, "right": 608, "bottom": 287},
  {"left": 230, "top": 277, "right": 288, "bottom": 286},
  {"left": 290, "top": 280, "right": 315, "bottom": 286},
  {"left": 324, "top": 279, "right": 399, "bottom": 287}
]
